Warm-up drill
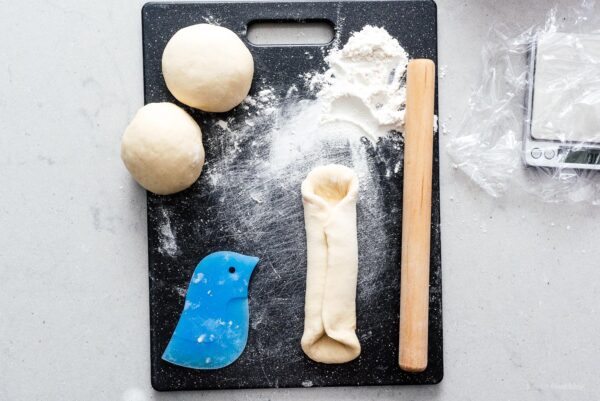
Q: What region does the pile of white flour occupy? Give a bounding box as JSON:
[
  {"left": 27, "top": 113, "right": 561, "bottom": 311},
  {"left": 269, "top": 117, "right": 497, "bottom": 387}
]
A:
[
  {"left": 265, "top": 25, "right": 409, "bottom": 177},
  {"left": 312, "top": 25, "right": 409, "bottom": 140}
]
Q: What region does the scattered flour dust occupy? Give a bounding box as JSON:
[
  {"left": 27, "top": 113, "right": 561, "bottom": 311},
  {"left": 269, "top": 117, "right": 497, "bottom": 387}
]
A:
[
  {"left": 201, "top": 24, "right": 413, "bottom": 206},
  {"left": 161, "top": 26, "right": 424, "bottom": 276},
  {"left": 158, "top": 208, "right": 180, "bottom": 257},
  {"left": 215, "top": 119, "right": 228, "bottom": 130},
  {"left": 196, "top": 25, "right": 414, "bottom": 306},
  {"left": 242, "top": 88, "right": 277, "bottom": 115}
]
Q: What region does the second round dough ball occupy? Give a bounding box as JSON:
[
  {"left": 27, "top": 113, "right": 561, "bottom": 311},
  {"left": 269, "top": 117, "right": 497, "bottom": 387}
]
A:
[
  {"left": 162, "top": 24, "right": 254, "bottom": 112},
  {"left": 121, "top": 103, "right": 205, "bottom": 195}
]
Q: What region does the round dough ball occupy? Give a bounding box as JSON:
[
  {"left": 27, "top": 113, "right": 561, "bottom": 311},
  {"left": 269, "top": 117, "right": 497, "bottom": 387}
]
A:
[
  {"left": 121, "top": 103, "right": 205, "bottom": 195},
  {"left": 162, "top": 24, "right": 254, "bottom": 112}
]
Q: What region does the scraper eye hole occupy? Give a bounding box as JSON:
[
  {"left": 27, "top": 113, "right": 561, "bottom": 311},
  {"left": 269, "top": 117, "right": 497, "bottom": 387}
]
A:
[{"left": 228, "top": 267, "right": 236, "bottom": 274}]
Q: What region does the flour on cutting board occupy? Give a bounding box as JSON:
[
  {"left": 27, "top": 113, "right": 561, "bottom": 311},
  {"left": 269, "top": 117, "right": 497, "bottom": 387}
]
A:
[
  {"left": 197, "top": 26, "right": 417, "bottom": 313},
  {"left": 157, "top": 24, "right": 431, "bottom": 326},
  {"left": 162, "top": 26, "right": 430, "bottom": 300},
  {"left": 311, "top": 25, "right": 409, "bottom": 141},
  {"left": 158, "top": 208, "right": 180, "bottom": 257},
  {"left": 202, "top": 25, "right": 410, "bottom": 220},
  {"left": 203, "top": 25, "right": 411, "bottom": 192},
  {"left": 210, "top": 24, "right": 411, "bottom": 167}
]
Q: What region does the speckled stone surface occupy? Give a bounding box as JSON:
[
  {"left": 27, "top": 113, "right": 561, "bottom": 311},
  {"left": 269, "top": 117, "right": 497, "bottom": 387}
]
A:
[{"left": 142, "top": 1, "right": 441, "bottom": 391}]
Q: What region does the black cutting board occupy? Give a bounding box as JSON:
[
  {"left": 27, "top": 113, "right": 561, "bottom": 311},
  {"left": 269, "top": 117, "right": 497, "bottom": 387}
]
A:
[{"left": 142, "top": 0, "right": 442, "bottom": 391}]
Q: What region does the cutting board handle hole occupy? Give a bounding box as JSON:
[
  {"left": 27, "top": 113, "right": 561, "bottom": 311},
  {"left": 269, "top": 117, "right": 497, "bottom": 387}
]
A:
[{"left": 246, "top": 20, "right": 334, "bottom": 46}]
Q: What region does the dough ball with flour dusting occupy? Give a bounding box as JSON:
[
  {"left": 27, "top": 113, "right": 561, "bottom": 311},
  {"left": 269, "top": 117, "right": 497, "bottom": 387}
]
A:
[
  {"left": 121, "top": 103, "right": 205, "bottom": 195},
  {"left": 162, "top": 24, "right": 254, "bottom": 112}
]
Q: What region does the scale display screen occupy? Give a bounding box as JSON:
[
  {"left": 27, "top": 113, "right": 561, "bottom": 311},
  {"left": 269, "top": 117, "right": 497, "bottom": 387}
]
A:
[{"left": 560, "top": 148, "right": 600, "bottom": 164}]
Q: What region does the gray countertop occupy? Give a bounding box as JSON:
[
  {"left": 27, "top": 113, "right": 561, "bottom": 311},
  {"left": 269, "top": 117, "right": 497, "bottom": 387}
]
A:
[{"left": 2, "top": 1, "right": 598, "bottom": 400}]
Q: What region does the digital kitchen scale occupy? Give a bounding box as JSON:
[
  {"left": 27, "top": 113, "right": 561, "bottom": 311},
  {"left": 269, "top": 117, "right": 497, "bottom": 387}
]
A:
[{"left": 524, "top": 32, "right": 600, "bottom": 170}]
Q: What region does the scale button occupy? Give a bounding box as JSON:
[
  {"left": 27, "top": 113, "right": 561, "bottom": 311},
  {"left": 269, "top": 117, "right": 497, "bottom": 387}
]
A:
[
  {"left": 544, "top": 149, "right": 555, "bottom": 159},
  {"left": 531, "top": 148, "right": 542, "bottom": 159}
]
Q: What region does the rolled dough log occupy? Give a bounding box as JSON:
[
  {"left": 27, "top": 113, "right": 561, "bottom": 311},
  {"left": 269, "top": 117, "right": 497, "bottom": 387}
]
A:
[{"left": 300, "top": 164, "right": 361, "bottom": 364}]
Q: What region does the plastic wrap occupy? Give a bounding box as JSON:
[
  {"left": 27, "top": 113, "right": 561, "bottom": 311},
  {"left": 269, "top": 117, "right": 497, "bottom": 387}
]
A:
[{"left": 447, "top": 1, "right": 600, "bottom": 203}]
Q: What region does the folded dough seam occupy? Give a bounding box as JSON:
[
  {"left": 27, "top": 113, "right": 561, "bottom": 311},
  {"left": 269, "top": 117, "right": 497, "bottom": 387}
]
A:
[{"left": 301, "top": 164, "right": 361, "bottom": 364}]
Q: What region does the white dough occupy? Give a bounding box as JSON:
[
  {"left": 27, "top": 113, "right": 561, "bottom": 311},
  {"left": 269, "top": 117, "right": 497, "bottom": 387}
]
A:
[
  {"left": 300, "top": 164, "right": 361, "bottom": 364},
  {"left": 162, "top": 24, "right": 254, "bottom": 113},
  {"left": 120, "top": 103, "right": 205, "bottom": 195}
]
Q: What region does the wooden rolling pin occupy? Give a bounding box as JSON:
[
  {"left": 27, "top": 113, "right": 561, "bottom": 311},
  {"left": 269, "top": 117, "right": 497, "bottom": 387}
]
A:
[{"left": 399, "top": 59, "right": 435, "bottom": 373}]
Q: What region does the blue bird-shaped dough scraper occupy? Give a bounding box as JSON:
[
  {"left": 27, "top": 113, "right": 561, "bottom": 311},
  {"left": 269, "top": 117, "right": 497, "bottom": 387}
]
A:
[{"left": 162, "top": 251, "right": 260, "bottom": 369}]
